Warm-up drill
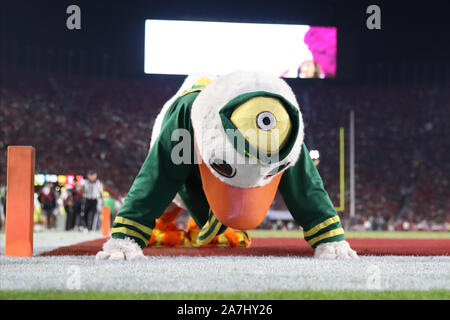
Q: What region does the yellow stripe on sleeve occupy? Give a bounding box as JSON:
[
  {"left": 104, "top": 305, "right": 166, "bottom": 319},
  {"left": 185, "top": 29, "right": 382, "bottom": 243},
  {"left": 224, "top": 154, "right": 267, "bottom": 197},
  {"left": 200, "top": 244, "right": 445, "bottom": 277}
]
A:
[
  {"left": 307, "top": 228, "right": 345, "bottom": 247},
  {"left": 303, "top": 216, "right": 341, "bottom": 238},
  {"left": 111, "top": 227, "right": 150, "bottom": 246},
  {"left": 198, "top": 210, "right": 215, "bottom": 238},
  {"left": 114, "top": 216, "right": 153, "bottom": 236},
  {"left": 197, "top": 218, "right": 222, "bottom": 246}
]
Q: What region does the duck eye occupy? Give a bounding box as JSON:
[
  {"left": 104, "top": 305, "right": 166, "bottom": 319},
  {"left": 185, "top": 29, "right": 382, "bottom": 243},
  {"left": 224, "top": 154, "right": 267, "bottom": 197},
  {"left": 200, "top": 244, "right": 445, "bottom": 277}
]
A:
[
  {"left": 265, "top": 162, "right": 290, "bottom": 178},
  {"left": 257, "top": 111, "right": 276, "bottom": 131},
  {"left": 209, "top": 159, "right": 236, "bottom": 178}
]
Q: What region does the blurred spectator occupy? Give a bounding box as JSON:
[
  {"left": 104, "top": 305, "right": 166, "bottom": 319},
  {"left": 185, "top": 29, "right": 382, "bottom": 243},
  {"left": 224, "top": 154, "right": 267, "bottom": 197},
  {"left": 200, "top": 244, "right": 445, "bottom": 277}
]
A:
[
  {"left": 82, "top": 170, "right": 103, "bottom": 231},
  {"left": 38, "top": 182, "right": 57, "bottom": 229},
  {"left": 102, "top": 191, "right": 116, "bottom": 226},
  {"left": 0, "top": 186, "right": 5, "bottom": 230},
  {"left": 72, "top": 184, "right": 84, "bottom": 229},
  {"left": 64, "top": 187, "right": 76, "bottom": 230}
]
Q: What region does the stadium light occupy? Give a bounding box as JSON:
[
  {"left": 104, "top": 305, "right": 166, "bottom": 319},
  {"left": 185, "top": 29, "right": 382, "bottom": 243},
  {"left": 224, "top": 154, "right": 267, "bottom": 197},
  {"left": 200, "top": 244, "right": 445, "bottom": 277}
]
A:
[{"left": 309, "top": 149, "right": 320, "bottom": 160}]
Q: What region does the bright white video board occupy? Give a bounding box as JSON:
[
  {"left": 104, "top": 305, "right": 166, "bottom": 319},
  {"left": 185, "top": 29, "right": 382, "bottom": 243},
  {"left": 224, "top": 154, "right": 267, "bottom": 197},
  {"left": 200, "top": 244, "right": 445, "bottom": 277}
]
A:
[{"left": 144, "top": 20, "right": 337, "bottom": 78}]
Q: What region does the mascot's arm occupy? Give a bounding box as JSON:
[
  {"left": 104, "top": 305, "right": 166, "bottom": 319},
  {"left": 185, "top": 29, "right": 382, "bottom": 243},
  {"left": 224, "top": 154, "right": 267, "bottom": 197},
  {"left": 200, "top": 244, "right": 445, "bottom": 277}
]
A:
[
  {"left": 279, "top": 143, "right": 357, "bottom": 258},
  {"left": 97, "top": 97, "right": 195, "bottom": 260}
]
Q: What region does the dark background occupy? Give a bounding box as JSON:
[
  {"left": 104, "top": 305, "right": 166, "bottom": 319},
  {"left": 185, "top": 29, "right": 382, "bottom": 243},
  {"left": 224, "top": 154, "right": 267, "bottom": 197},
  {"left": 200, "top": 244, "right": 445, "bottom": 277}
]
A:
[{"left": 2, "top": 0, "right": 450, "bottom": 82}]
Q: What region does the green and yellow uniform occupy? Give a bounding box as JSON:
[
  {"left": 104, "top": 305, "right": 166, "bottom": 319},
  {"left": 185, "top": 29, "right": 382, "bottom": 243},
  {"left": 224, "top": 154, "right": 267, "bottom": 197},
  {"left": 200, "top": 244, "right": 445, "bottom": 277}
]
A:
[{"left": 111, "top": 79, "right": 345, "bottom": 249}]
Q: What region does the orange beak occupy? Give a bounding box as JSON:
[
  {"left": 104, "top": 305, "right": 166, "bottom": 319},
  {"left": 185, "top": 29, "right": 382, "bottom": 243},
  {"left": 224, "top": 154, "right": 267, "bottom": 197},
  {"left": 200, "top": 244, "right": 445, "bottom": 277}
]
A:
[{"left": 196, "top": 145, "right": 282, "bottom": 230}]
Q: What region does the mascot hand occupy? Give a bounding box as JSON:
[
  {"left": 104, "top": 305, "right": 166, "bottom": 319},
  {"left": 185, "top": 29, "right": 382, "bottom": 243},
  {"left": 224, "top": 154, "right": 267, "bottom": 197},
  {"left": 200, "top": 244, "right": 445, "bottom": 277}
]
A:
[
  {"left": 96, "top": 237, "right": 146, "bottom": 260},
  {"left": 314, "top": 240, "right": 358, "bottom": 259}
]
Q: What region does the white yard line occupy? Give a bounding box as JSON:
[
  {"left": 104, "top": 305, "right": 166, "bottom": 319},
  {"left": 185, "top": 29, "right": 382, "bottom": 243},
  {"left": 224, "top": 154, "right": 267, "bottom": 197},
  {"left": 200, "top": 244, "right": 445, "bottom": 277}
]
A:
[{"left": 0, "top": 255, "right": 449, "bottom": 292}]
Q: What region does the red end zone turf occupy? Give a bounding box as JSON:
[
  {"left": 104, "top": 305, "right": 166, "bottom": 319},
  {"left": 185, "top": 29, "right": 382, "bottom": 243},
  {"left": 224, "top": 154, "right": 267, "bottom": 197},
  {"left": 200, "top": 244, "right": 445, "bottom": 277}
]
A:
[{"left": 40, "top": 238, "right": 450, "bottom": 257}]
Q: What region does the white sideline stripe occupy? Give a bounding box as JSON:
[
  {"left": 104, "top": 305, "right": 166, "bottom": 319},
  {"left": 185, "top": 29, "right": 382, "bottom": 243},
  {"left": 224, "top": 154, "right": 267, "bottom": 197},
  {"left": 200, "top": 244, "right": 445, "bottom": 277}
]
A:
[{"left": 0, "top": 255, "right": 449, "bottom": 292}]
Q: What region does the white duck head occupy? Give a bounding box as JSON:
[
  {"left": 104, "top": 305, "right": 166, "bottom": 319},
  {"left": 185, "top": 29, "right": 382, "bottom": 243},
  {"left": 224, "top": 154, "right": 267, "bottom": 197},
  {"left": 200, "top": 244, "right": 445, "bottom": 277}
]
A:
[{"left": 191, "top": 71, "right": 304, "bottom": 230}]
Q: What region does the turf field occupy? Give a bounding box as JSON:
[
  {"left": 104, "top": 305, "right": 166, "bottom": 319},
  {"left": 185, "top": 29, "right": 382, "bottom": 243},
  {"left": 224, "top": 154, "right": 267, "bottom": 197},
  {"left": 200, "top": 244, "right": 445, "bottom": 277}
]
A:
[
  {"left": 0, "top": 230, "right": 449, "bottom": 300},
  {"left": 248, "top": 230, "right": 450, "bottom": 239},
  {"left": 1, "top": 289, "right": 449, "bottom": 300}
]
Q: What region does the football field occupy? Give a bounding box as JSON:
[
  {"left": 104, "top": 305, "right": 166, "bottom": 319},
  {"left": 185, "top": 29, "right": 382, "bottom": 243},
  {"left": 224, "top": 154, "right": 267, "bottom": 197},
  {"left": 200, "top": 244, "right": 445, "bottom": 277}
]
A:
[{"left": 0, "top": 230, "right": 449, "bottom": 300}]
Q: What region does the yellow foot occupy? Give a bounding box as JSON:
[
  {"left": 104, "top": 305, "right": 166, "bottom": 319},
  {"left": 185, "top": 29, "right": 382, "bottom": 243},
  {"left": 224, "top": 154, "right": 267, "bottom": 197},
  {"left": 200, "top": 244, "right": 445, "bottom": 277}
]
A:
[
  {"left": 148, "top": 228, "right": 190, "bottom": 248},
  {"left": 189, "top": 228, "right": 251, "bottom": 248}
]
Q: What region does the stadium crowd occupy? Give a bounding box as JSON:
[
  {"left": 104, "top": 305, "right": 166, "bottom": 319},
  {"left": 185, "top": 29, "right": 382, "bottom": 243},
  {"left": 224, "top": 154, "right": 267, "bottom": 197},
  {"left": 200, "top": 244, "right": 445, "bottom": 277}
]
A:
[
  {"left": 1, "top": 69, "right": 448, "bottom": 232},
  {"left": 300, "top": 83, "right": 449, "bottom": 230}
]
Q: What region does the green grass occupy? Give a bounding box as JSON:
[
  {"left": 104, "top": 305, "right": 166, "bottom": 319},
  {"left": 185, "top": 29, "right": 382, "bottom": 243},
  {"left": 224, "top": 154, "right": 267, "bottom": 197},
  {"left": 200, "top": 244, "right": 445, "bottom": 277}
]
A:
[
  {"left": 0, "top": 289, "right": 449, "bottom": 300},
  {"left": 248, "top": 230, "right": 450, "bottom": 239}
]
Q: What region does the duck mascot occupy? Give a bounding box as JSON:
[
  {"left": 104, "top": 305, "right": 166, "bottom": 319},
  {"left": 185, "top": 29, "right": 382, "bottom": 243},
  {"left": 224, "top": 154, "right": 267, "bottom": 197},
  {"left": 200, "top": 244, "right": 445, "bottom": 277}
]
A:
[{"left": 96, "top": 71, "right": 358, "bottom": 260}]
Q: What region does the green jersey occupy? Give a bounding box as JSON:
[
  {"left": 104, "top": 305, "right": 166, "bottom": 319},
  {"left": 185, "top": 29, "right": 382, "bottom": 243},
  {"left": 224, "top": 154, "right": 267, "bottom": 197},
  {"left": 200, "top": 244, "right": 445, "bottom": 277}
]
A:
[{"left": 111, "top": 89, "right": 345, "bottom": 249}]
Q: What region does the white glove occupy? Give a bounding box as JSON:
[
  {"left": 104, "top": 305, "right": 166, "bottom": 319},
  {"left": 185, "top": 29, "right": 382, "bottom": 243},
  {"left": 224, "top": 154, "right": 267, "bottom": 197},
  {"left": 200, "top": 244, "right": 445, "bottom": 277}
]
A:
[
  {"left": 96, "top": 237, "right": 146, "bottom": 260},
  {"left": 314, "top": 240, "right": 358, "bottom": 259}
]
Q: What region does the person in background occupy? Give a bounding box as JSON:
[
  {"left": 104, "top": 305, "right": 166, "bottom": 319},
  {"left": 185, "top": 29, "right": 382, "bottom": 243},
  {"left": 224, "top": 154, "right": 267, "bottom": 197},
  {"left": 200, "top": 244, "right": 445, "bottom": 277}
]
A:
[
  {"left": 102, "top": 191, "right": 116, "bottom": 227},
  {"left": 309, "top": 150, "right": 320, "bottom": 167},
  {"left": 33, "top": 192, "right": 43, "bottom": 231},
  {"left": 72, "top": 183, "right": 84, "bottom": 230},
  {"left": 82, "top": 170, "right": 103, "bottom": 231},
  {"left": 0, "top": 186, "right": 5, "bottom": 231},
  {"left": 64, "top": 187, "right": 76, "bottom": 230},
  {"left": 38, "top": 182, "right": 57, "bottom": 230}
]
